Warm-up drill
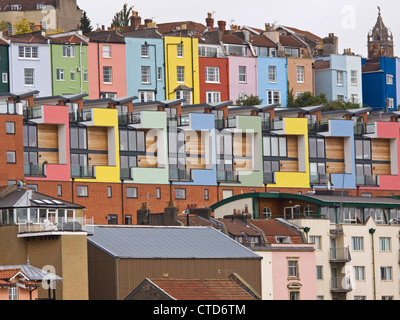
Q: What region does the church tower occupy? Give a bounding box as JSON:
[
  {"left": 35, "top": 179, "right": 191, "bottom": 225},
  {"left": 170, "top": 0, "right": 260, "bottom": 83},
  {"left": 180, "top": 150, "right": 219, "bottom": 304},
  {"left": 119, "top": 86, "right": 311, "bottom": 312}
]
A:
[{"left": 367, "top": 7, "right": 394, "bottom": 58}]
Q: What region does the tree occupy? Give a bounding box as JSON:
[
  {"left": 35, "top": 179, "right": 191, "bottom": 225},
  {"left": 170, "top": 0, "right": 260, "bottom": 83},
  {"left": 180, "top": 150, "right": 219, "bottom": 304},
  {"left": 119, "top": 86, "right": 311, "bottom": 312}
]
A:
[
  {"left": 111, "top": 3, "right": 134, "bottom": 30},
  {"left": 13, "top": 18, "right": 34, "bottom": 35},
  {"left": 80, "top": 11, "right": 93, "bottom": 33},
  {"left": 289, "top": 91, "right": 328, "bottom": 108},
  {"left": 236, "top": 94, "right": 263, "bottom": 106},
  {"left": 0, "top": 21, "right": 8, "bottom": 31}
]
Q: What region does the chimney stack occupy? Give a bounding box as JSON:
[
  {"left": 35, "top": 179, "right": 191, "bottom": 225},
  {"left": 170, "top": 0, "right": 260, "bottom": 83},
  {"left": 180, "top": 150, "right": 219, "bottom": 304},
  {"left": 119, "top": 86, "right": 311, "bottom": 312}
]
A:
[
  {"left": 130, "top": 11, "right": 142, "bottom": 30},
  {"left": 218, "top": 20, "right": 226, "bottom": 32},
  {"left": 206, "top": 12, "right": 214, "bottom": 30}
]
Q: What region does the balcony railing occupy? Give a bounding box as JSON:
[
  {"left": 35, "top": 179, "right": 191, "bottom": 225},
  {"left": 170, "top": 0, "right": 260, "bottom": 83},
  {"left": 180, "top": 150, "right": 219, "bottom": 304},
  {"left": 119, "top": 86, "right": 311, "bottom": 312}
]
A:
[
  {"left": 120, "top": 167, "right": 136, "bottom": 180},
  {"left": 356, "top": 174, "right": 379, "bottom": 186},
  {"left": 0, "top": 101, "right": 21, "bottom": 115},
  {"left": 178, "top": 115, "right": 190, "bottom": 127},
  {"left": 24, "top": 163, "right": 46, "bottom": 177},
  {"left": 217, "top": 170, "right": 239, "bottom": 183},
  {"left": 263, "top": 172, "right": 275, "bottom": 184},
  {"left": 18, "top": 217, "right": 94, "bottom": 235},
  {"left": 330, "top": 247, "right": 351, "bottom": 263},
  {"left": 310, "top": 172, "right": 328, "bottom": 185},
  {"left": 261, "top": 119, "right": 272, "bottom": 132},
  {"left": 71, "top": 165, "right": 95, "bottom": 179},
  {"left": 354, "top": 123, "right": 375, "bottom": 135},
  {"left": 169, "top": 168, "right": 192, "bottom": 181},
  {"left": 308, "top": 121, "right": 329, "bottom": 132},
  {"left": 23, "top": 106, "right": 42, "bottom": 119},
  {"left": 215, "top": 118, "right": 225, "bottom": 130},
  {"left": 225, "top": 117, "right": 237, "bottom": 128},
  {"left": 272, "top": 119, "right": 283, "bottom": 130},
  {"left": 331, "top": 276, "right": 352, "bottom": 293}
]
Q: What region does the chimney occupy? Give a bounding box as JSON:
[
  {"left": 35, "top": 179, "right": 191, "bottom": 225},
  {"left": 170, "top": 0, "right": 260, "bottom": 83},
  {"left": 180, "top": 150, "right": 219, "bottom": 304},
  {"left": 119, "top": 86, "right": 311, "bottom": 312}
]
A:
[
  {"left": 206, "top": 12, "right": 214, "bottom": 30},
  {"left": 101, "top": 25, "right": 105, "bottom": 31},
  {"left": 323, "top": 32, "right": 338, "bottom": 55},
  {"left": 144, "top": 18, "right": 153, "bottom": 28},
  {"left": 130, "top": 11, "right": 142, "bottom": 30},
  {"left": 217, "top": 20, "right": 226, "bottom": 32}
]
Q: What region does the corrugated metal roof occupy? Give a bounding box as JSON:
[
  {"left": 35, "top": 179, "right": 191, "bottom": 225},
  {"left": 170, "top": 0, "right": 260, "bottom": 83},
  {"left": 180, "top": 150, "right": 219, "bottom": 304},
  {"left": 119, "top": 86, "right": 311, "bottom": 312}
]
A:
[
  {"left": 0, "top": 264, "right": 62, "bottom": 281},
  {"left": 88, "top": 225, "right": 261, "bottom": 260}
]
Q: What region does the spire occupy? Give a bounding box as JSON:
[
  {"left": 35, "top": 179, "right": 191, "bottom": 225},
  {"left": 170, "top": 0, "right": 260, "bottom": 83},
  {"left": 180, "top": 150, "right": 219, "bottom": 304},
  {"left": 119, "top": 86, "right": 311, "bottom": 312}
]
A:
[{"left": 367, "top": 7, "right": 394, "bottom": 58}]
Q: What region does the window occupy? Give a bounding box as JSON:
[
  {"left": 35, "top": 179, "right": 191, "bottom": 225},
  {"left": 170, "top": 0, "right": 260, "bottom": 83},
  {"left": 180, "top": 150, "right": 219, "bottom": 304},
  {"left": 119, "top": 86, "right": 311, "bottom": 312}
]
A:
[
  {"left": 379, "top": 237, "right": 391, "bottom": 251},
  {"left": 351, "top": 94, "right": 358, "bottom": 103},
  {"left": 351, "top": 70, "right": 358, "bottom": 85},
  {"left": 139, "top": 90, "right": 155, "bottom": 102},
  {"left": 257, "top": 47, "right": 269, "bottom": 57},
  {"left": 141, "top": 44, "right": 148, "bottom": 57},
  {"left": 103, "top": 45, "right": 111, "bottom": 58},
  {"left": 355, "top": 139, "right": 371, "bottom": 160},
  {"left": 238, "top": 66, "right": 246, "bottom": 83},
  {"left": 198, "top": 46, "right": 217, "bottom": 57},
  {"left": 175, "top": 90, "right": 192, "bottom": 105},
  {"left": 6, "top": 151, "right": 16, "bottom": 163},
  {"left": 57, "top": 185, "right": 62, "bottom": 196},
  {"left": 6, "top": 122, "right": 15, "bottom": 134},
  {"left": 70, "top": 127, "right": 87, "bottom": 149},
  {"left": 351, "top": 236, "right": 364, "bottom": 251},
  {"left": 309, "top": 236, "right": 321, "bottom": 250},
  {"left": 103, "top": 66, "right": 112, "bottom": 83},
  {"left": 387, "top": 98, "right": 394, "bottom": 109},
  {"left": 288, "top": 259, "right": 299, "bottom": 278},
  {"left": 204, "top": 189, "right": 209, "bottom": 200},
  {"left": 107, "top": 186, "right": 112, "bottom": 198},
  {"left": 382, "top": 296, "right": 393, "bottom": 300},
  {"left": 56, "top": 69, "right": 64, "bottom": 81},
  {"left": 316, "top": 266, "right": 323, "bottom": 280},
  {"left": 70, "top": 70, "right": 75, "bottom": 81},
  {"left": 206, "top": 91, "right": 221, "bottom": 103},
  {"left": 297, "top": 66, "right": 304, "bottom": 83},
  {"left": 386, "top": 74, "right": 393, "bottom": 85},
  {"left": 119, "top": 129, "right": 145, "bottom": 152},
  {"left": 380, "top": 267, "right": 392, "bottom": 281},
  {"left": 62, "top": 45, "right": 75, "bottom": 57},
  {"left": 83, "top": 70, "right": 88, "bottom": 82},
  {"left": 77, "top": 186, "right": 88, "bottom": 197},
  {"left": 175, "top": 188, "right": 186, "bottom": 200},
  {"left": 262, "top": 206, "right": 272, "bottom": 219},
  {"left": 268, "top": 66, "right": 276, "bottom": 82},
  {"left": 125, "top": 215, "right": 132, "bottom": 225},
  {"left": 8, "top": 287, "right": 17, "bottom": 300},
  {"left": 157, "top": 67, "right": 162, "bottom": 81},
  {"left": 2, "top": 72, "right": 8, "bottom": 83},
  {"left": 24, "top": 68, "right": 34, "bottom": 85},
  {"left": 141, "top": 66, "right": 150, "bottom": 83},
  {"left": 176, "top": 66, "right": 185, "bottom": 82},
  {"left": 11, "top": 4, "right": 21, "bottom": 10},
  {"left": 126, "top": 187, "right": 138, "bottom": 198},
  {"left": 289, "top": 291, "right": 300, "bottom": 300},
  {"left": 353, "top": 266, "right": 365, "bottom": 280},
  {"left": 267, "top": 90, "right": 281, "bottom": 105},
  {"left": 23, "top": 124, "right": 37, "bottom": 147},
  {"left": 156, "top": 188, "right": 161, "bottom": 199},
  {"left": 37, "top": 3, "right": 45, "bottom": 9},
  {"left": 177, "top": 44, "right": 183, "bottom": 57},
  {"left": 263, "top": 136, "right": 287, "bottom": 157},
  {"left": 205, "top": 67, "right": 220, "bottom": 83},
  {"left": 354, "top": 296, "right": 366, "bottom": 300},
  {"left": 19, "top": 46, "right": 38, "bottom": 59},
  {"left": 108, "top": 214, "right": 118, "bottom": 225},
  {"left": 337, "top": 71, "right": 343, "bottom": 86},
  {"left": 285, "top": 47, "right": 299, "bottom": 58},
  {"left": 309, "top": 137, "right": 325, "bottom": 158}
]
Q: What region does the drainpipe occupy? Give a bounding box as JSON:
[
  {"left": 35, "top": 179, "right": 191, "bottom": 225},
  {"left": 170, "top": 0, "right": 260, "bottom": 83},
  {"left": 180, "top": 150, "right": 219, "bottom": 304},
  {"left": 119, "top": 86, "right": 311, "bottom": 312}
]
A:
[
  {"left": 369, "top": 228, "right": 376, "bottom": 300},
  {"left": 121, "top": 178, "right": 125, "bottom": 224},
  {"left": 80, "top": 42, "right": 83, "bottom": 94},
  {"left": 144, "top": 41, "right": 158, "bottom": 97}
]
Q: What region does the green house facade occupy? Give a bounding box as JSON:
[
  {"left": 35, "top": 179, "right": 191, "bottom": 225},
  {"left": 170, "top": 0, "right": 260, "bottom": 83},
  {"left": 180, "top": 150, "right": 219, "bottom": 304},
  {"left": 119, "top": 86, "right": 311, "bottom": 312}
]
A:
[
  {"left": 0, "top": 40, "right": 9, "bottom": 93},
  {"left": 48, "top": 33, "right": 89, "bottom": 96}
]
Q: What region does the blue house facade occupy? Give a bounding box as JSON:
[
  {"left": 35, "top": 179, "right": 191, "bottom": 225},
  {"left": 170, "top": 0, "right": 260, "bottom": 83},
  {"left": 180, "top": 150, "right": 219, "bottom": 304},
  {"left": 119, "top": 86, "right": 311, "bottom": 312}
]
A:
[
  {"left": 315, "top": 54, "right": 363, "bottom": 106},
  {"left": 257, "top": 57, "right": 287, "bottom": 108},
  {"left": 124, "top": 36, "right": 166, "bottom": 102},
  {"left": 362, "top": 56, "right": 397, "bottom": 111}
]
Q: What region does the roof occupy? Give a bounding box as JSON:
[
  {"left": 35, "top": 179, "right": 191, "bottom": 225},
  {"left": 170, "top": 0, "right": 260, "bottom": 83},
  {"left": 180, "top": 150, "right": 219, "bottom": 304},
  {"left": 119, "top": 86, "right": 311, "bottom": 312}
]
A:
[
  {"left": 282, "top": 26, "right": 323, "bottom": 43},
  {"left": 279, "top": 34, "right": 306, "bottom": 47},
  {"left": 275, "top": 105, "right": 327, "bottom": 114},
  {"left": 7, "top": 31, "right": 48, "bottom": 44},
  {"left": 85, "top": 30, "right": 125, "bottom": 43},
  {"left": 0, "top": 90, "right": 40, "bottom": 99},
  {"left": 156, "top": 21, "right": 207, "bottom": 35},
  {"left": 250, "top": 34, "right": 277, "bottom": 47},
  {"left": 362, "top": 62, "right": 382, "bottom": 73},
  {"left": 314, "top": 60, "right": 331, "bottom": 70},
  {"left": 0, "top": 263, "right": 62, "bottom": 282},
  {"left": 221, "top": 32, "right": 247, "bottom": 45},
  {"left": 34, "top": 93, "right": 88, "bottom": 103},
  {"left": 88, "top": 225, "right": 261, "bottom": 260},
  {"left": 0, "top": 185, "right": 84, "bottom": 209},
  {"left": 48, "top": 34, "right": 87, "bottom": 45},
  {"left": 83, "top": 96, "right": 138, "bottom": 106},
  {"left": 127, "top": 278, "right": 257, "bottom": 300},
  {"left": 250, "top": 219, "right": 304, "bottom": 244},
  {"left": 182, "top": 101, "right": 233, "bottom": 110}
]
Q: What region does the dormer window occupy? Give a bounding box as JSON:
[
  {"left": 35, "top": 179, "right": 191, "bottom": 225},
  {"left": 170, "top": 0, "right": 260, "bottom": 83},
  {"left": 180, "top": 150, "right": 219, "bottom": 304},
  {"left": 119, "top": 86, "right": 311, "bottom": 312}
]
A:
[{"left": 11, "top": 4, "right": 22, "bottom": 10}]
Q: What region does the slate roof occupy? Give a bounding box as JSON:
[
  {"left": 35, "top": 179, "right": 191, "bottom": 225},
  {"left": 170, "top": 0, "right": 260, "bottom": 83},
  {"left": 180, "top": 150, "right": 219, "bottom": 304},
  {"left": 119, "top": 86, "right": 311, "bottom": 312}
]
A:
[
  {"left": 279, "top": 34, "right": 306, "bottom": 47},
  {"left": 88, "top": 225, "right": 261, "bottom": 260},
  {"left": 250, "top": 219, "right": 304, "bottom": 244},
  {"left": 131, "top": 278, "right": 257, "bottom": 300},
  {"left": 84, "top": 30, "right": 126, "bottom": 43},
  {"left": 6, "top": 31, "right": 48, "bottom": 44}
]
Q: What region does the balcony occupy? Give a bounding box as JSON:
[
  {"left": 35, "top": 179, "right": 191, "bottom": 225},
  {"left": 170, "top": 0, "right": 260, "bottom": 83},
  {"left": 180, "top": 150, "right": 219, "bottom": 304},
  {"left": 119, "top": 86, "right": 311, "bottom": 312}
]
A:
[
  {"left": 310, "top": 172, "right": 328, "bottom": 185},
  {"left": 354, "top": 123, "right": 375, "bottom": 135},
  {"left": 178, "top": 114, "right": 190, "bottom": 127},
  {"left": 271, "top": 119, "right": 283, "bottom": 130},
  {"left": 169, "top": 168, "right": 192, "bottom": 181},
  {"left": 331, "top": 276, "right": 352, "bottom": 293},
  {"left": 330, "top": 247, "right": 351, "bottom": 263},
  {"left": 215, "top": 118, "right": 225, "bottom": 130},
  {"left": 23, "top": 106, "right": 42, "bottom": 119},
  {"left": 217, "top": 170, "right": 239, "bottom": 183},
  {"left": 356, "top": 174, "right": 379, "bottom": 186},
  {"left": 120, "top": 167, "right": 134, "bottom": 180},
  {"left": 0, "top": 101, "right": 21, "bottom": 115},
  {"left": 71, "top": 165, "right": 95, "bottom": 179},
  {"left": 24, "top": 163, "right": 46, "bottom": 177},
  {"left": 308, "top": 121, "right": 329, "bottom": 132},
  {"left": 18, "top": 217, "right": 94, "bottom": 236},
  {"left": 225, "top": 117, "right": 237, "bottom": 129},
  {"left": 261, "top": 119, "right": 272, "bottom": 132}
]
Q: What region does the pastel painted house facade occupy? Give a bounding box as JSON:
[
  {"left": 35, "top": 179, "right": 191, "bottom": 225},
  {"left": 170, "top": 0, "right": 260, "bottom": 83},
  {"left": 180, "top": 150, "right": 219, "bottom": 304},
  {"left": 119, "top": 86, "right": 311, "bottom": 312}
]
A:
[
  {"left": 315, "top": 54, "right": 363, "bottom": 105},
  {"left": 86, "top": 30, "right": 127, "bottom": 99},
  {"left": 7, "top": 31, "right": 52, "bottom": 97},
  {"left": 125, "top": 34, "right": 165, "bottom": 102}
]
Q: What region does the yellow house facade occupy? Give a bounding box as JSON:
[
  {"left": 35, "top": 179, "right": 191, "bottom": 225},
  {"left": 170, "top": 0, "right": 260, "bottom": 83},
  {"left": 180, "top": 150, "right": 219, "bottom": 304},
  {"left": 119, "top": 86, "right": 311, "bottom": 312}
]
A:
[{"left": 164, "top": 36, "right": 200, "bottom": 105}]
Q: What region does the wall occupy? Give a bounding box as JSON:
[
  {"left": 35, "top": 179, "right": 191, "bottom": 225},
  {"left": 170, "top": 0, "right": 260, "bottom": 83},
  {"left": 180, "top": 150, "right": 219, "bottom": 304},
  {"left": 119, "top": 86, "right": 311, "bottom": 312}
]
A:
[
  {"left": 199, "top": 56, "right": 230, "bottom": 103},
  {"left": 228, "top": 56, "right": 258, "bottom": 104},
  {"left": 287, "top": 57, "right": 314, "bottom": 97}
]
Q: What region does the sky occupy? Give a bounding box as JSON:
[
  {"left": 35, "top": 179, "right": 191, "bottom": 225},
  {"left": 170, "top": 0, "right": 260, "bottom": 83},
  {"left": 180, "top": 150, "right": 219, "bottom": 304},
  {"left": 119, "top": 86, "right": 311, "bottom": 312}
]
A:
[{"left": 77, "top": 0, "right": 399, "bottom": 58}]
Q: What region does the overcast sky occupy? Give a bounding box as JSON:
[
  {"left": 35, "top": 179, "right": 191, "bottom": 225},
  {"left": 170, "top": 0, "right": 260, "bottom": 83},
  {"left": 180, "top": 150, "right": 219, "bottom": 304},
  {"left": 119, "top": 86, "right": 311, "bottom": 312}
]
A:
[{"left": 78, "top": 0, "right": 398, "bottom": 58}]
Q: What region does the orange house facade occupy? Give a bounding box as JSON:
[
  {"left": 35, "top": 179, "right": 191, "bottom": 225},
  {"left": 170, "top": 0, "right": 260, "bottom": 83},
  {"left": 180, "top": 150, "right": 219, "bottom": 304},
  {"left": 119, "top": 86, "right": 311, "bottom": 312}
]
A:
[
  {"left": 287, "top": 57, "right": 314, "bottom": 99},
  {"left": 0, "top": 268, "right": 39, "bottom": 300}
]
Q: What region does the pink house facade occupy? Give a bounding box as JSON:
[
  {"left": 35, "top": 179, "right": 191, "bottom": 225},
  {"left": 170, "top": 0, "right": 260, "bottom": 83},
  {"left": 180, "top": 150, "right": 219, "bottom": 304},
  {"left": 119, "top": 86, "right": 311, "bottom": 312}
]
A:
[
  {"left": 86, "top": 30, "right": 127, "bottom": 99},
  {"left": 255, "top": 243, "right": 316, "bottom": 300},
  {"left": 228, "top": 56, "right": 258, "bottom": 104}
]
